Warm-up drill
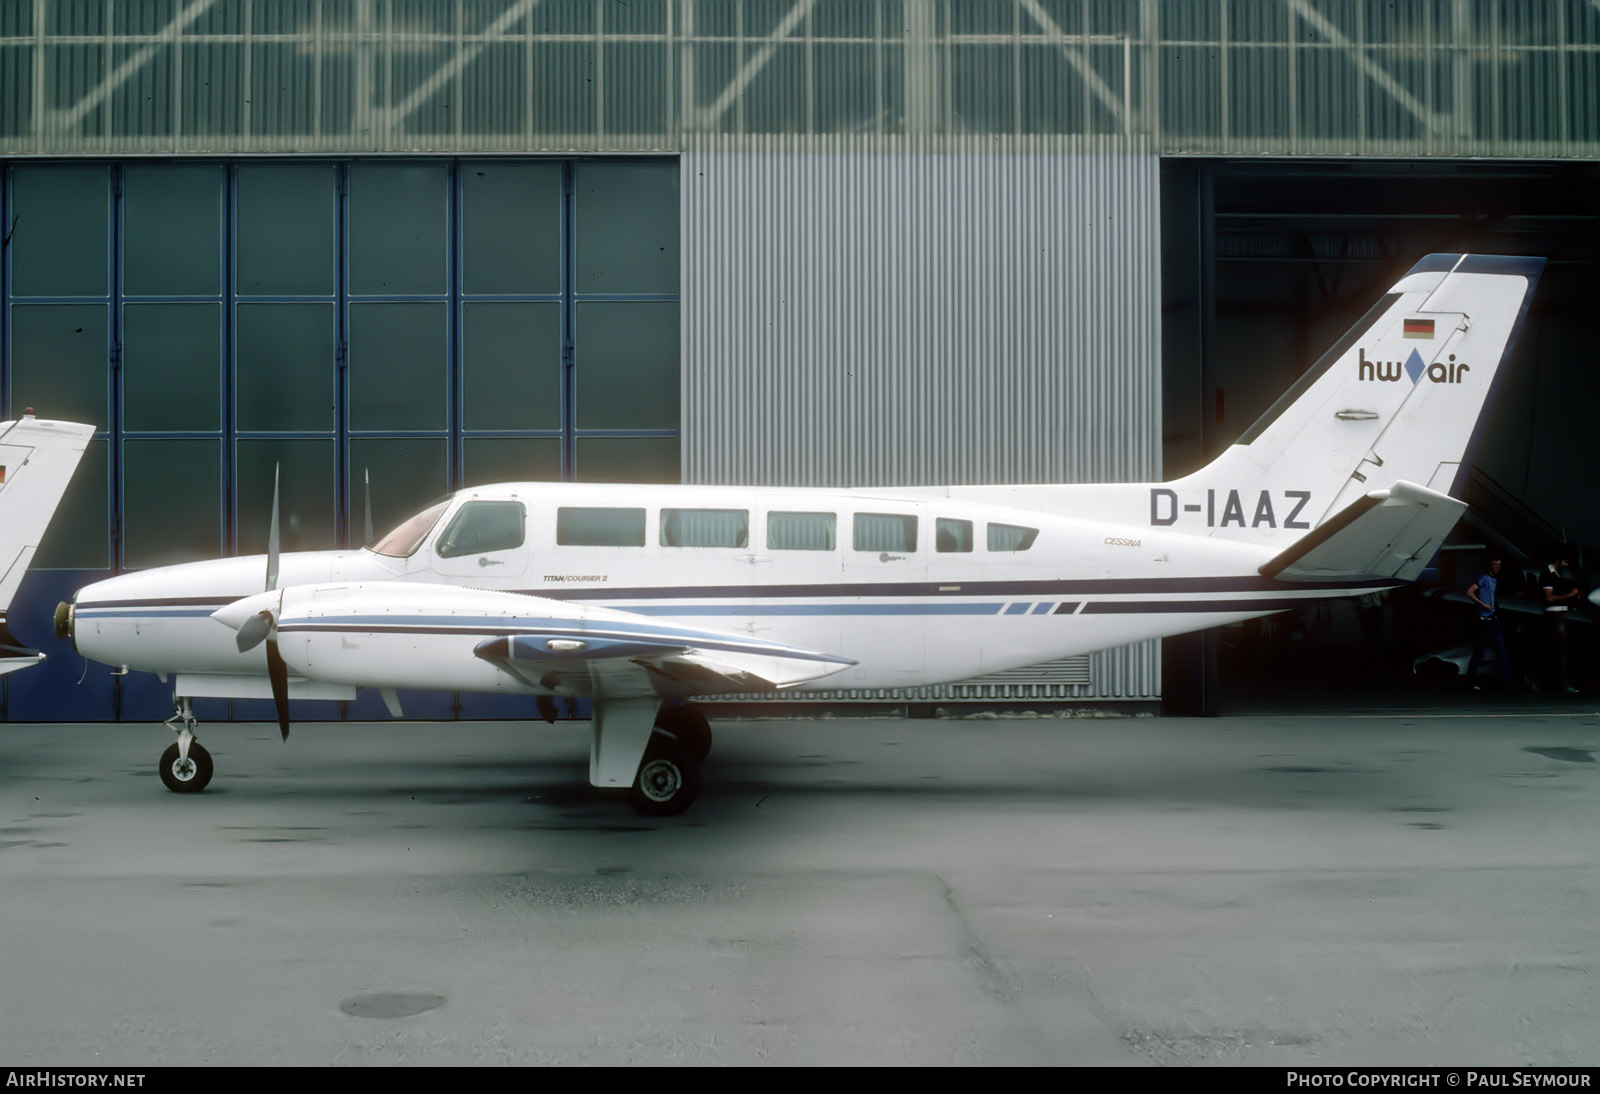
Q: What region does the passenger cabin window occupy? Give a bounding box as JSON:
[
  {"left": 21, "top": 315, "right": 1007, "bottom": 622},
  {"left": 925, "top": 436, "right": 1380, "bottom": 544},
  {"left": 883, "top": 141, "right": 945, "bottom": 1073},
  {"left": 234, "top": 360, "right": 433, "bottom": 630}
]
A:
[
  {"left": 435, "top": 500, "right": 527, "bottom": 558},
  {"left": 369, "top": 499, "right": 450, "bottom": 558},
  {"left": 854, "top": 512, "right": 917, "bottom": 552},
  {"left": 767, "top": 511, "right": 835, "bottom": 551},
  {"left": 557, "top": 507, "right": 646, "bottom": 547},
  {"left": 661, "top": 508, "right": 748, "bottom": 548},
  {"left": 936, "top": 518, "right": 973, "bottom": 553},
  {"left": 987, "top": 522, "right": 1039, "bottom": 552}
]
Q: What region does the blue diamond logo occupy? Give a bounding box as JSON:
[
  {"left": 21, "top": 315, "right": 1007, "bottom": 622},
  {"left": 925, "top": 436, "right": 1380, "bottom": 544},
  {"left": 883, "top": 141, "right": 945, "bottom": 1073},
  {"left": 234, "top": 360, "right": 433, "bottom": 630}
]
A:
[{"left": 1404, "top": 349, "right": 1425, "bottom": 385}]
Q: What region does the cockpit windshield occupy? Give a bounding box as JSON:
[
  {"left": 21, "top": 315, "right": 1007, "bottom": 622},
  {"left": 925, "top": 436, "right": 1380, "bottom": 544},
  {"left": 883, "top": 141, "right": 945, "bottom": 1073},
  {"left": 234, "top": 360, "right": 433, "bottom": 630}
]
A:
[{"left": 366, "top": 499, "right": 451, "bottom": 558}]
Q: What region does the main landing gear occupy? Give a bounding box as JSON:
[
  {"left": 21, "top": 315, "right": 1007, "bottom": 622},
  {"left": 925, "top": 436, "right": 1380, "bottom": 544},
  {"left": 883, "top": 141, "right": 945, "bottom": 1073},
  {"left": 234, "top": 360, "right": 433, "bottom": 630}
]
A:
[
  {"left": 625, "top": 705, "right": 713, "bottom": 817},
  {"left": 159, "top": 699, "right": 213, "bottom": 793}
]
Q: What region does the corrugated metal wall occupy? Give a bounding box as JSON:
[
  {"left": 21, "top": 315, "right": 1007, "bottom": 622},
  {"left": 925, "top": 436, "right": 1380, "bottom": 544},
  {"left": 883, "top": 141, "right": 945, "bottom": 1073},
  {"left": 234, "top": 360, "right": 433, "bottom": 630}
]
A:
[
  {"left": 683, "top": 145, "right": 1162, "bottom": 701},
  {"left": 2, "top": 1, "right": 1597, "bottom": 159}
]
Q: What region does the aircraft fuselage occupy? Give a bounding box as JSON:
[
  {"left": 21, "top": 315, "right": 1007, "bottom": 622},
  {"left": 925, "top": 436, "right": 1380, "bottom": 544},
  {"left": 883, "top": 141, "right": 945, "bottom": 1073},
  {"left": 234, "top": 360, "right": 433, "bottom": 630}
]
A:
[{"left": 67, "top": 482, "right": 1389, "bottom": 695}]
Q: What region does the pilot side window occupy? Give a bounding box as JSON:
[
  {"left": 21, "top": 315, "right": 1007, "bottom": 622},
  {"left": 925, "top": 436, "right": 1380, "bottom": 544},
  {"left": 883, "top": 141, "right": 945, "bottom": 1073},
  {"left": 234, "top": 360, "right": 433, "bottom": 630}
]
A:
[
  {"left": 936, "top": 518, "right": 973, "bottom": 553},
  {"left": 767, "top": 511, "right": 835, "bottom": 551},
  {"left": 434, "top": 501, "right": 527, "bottom": 558},
  {"left": 556, "top": 507, "right": 646, "bottom": 547},
  {"left": 854, "top": 513, "right": 917, "bottom": 552},
  {"left": 661, "top": 508, "right": 748, "bottom": 548},
  {"left": 987, "top": 522, "right": 1039, "bottom": 552}
]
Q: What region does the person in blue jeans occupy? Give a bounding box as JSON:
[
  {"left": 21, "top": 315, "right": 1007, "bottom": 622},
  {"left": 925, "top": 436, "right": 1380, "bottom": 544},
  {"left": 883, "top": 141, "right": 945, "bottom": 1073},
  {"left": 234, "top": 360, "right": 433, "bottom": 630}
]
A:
[{"left": 1467, "top": 556, "right": 1512, "bottom": 691}]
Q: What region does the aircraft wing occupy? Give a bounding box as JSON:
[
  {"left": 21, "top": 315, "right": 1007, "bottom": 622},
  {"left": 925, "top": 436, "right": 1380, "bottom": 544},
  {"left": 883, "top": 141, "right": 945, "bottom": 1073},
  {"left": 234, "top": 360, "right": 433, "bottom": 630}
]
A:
[
  {"left": 212, "top": 581, "right": 857, "bottom": 700},
  {"left": 1260, "top": 480, "right": 1467, "bottom": 583},
  {"left": 471, "top": 632, "right": 850, "bottom": 696}
]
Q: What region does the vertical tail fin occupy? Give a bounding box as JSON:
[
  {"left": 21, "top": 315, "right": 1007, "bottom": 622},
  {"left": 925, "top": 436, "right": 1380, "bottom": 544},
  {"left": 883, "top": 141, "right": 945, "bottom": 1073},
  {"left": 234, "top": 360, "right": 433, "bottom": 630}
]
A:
[
  {"left": 1160, "top": 253, "right": 1542, "bottom": 546},
  {"left": 0, "top": 414, "right": 95, "bottom": 674}
]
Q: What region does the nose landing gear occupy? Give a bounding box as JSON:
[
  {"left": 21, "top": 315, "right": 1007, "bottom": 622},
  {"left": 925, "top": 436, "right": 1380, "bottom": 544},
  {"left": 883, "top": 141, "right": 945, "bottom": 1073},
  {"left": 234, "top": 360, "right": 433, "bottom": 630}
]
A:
[{"left": 159, "top": 700, "right": 213, "bottom": 793}]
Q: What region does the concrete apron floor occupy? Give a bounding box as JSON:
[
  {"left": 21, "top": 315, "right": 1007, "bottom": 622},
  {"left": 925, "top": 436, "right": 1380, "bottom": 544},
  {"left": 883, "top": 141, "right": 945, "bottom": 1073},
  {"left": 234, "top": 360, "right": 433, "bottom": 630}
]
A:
[{"left": 2, "top": 707, "right": 1598, "bottom": 1066}]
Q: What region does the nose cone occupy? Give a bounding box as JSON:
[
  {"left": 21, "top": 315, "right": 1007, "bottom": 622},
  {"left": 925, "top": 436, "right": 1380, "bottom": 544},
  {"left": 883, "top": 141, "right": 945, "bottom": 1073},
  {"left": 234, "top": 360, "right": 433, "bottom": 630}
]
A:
[
  {"left": 211, "top": 589, "right": 282, "bottom": 634},
  {"left": 54, "top": 600, "right": 74, "bottom": 643}
]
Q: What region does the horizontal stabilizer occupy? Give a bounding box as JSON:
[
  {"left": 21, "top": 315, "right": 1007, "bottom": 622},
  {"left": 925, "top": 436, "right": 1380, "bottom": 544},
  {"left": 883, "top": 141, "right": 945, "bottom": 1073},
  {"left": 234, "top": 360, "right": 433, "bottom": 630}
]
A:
[{"left": 1261, "top": 480, "right": 1466, "bottom": 583}]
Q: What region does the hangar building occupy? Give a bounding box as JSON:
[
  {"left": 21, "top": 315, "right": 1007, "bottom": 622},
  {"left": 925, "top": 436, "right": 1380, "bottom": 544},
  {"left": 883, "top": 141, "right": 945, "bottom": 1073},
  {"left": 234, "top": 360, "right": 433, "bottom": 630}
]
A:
[{"left": 1, "top": 0, "right": 1596, "bottom": 722}]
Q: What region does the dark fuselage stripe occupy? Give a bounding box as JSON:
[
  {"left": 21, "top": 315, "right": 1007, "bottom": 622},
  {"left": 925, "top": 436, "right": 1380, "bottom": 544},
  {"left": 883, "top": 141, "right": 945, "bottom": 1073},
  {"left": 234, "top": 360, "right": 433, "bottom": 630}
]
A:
[
  {"left": 522, "top": 576, "right": 1400, "bottom": 601},
  {"left": 1081, "top": 599, "right": 1307, "bottom": 614}
]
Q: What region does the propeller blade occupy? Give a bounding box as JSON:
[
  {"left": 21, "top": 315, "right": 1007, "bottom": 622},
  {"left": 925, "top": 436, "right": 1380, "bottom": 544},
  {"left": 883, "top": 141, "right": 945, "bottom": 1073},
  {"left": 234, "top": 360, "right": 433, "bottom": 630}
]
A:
[
  {"left": 265, "top": 463, "right": 281, "bottom": 592},
  {"left": 363, "top": 468, "right": 374, "bottom": 545},
  {"left": 235, "top": 610, "right": 275, "bottom": 653},
  {"left": 266, "top": 638, "right": 290, "bottom": 741}
]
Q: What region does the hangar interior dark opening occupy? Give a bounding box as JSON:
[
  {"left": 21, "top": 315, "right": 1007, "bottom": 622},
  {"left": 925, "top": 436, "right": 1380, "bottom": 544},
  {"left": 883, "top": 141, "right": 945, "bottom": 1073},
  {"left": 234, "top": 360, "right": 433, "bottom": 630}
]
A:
[{"left": 1160, "top": 159, "right": 1600, "bottom": 714}]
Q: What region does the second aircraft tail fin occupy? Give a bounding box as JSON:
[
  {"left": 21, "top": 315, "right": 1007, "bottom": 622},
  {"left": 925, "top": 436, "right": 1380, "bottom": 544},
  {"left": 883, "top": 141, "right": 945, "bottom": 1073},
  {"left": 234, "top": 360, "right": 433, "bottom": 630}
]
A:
[{"left": 0, "top": 413, "right": 95, "bottom": 675}]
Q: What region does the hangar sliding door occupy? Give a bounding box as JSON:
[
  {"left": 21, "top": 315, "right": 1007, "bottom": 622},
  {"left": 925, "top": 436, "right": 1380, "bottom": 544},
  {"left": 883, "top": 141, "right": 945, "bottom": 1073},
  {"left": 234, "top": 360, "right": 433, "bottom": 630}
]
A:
[{"left": 0, "top": 157, "right": 680, "bottom": 722}]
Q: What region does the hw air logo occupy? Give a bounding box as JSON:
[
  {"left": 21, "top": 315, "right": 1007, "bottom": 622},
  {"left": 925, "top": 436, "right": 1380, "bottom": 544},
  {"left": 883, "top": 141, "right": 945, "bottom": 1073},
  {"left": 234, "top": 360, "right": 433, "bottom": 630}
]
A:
[{"left": 1358, "top": 348, "right": 1469, "bottom": 385}]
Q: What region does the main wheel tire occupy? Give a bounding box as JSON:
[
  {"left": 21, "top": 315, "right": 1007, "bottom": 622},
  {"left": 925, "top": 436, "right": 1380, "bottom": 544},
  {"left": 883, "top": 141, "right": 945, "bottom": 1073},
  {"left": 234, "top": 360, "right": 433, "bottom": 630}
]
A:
[
  {"left": 627, "top": 742, "right": 700, "bottom": 816},
  {"left": 654, "top": 705, "right": 712, "bottom": 761},
  {"left": 159, "top": 741, "right": 213, "bottom": 793}
]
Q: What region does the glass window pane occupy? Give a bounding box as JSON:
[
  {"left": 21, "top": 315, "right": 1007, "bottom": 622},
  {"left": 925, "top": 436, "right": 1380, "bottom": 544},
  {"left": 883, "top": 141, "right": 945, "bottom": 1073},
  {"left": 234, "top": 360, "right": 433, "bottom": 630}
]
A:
[
  {"left": 661, "top": 509, "right": 748, "bottom": 548},
  {"left": 436, "top": 501, "right": 526, "bottom": 558},
  {"left": 462, "top": 437, "right": 562, "bottom": 487},
  {"left": 462, "top": 302, "right": 562, "bottom": 431},
  {"left": 236, "top": 303, "right": 336, "bottom": 432},
  {"left": 936, "top": 518, "right": 973, "bottom": 552},
  {"left": 574, "top": 161, "right": 678, "bottom": 294},
  {"left": 123, "top": 303, "right": 221, "bottom": 431},
  {"left": 369, "top": 499, "right": 449, "bottom": 557},
  {"left": 10, "top": 166, "right": 108, "bottom": 297},
  {"left": 123, "top": 440, "right": 221, "bottom": 568},
  {"left": 236, "top": 165, "right": 336, "bottom": 295},
  {"left": 461, "top": 162, "right": 562, "bottom": 295},
  {"left": 768, "top": 511, "right": 835, "bottom": 551},
  {"left": 348, "top": 302, "right": 447, "bottom": 431},
  {"left": 348, "top": 437, "right": 448, "bottom": 544},
  {"left": 575, "top": 437, "right": 679, "bottom": 484},
  {"left": 123, "top": 164, "right": 222, "bottom": 296},
  {"left": 854, "top": 513, "right": 917, "bottom": 552},
  {"left": 10, "top": 304, "right": 109, "bottom": 428},
  {"left": 529, "top": 42, "right": 598, "bottom": 134},
  {"left": 34, "top": 438, "right": 109, "bottom": 570},
  {"left": 575, "top": 301, "right": 678, "bottom": 429},
  {"left": 235, "top": 439, "right": 336, "bottom": 555},
  {"left": 988, "top": 523, "right": 1039, "bottom": 552},
  {"left": 349, "top": 164, "right": 448, "bottom": 295},
  {"left": 603, "top": 42, "right": 666, "bottom": 135},
  {"left": 556, "top": 507, "right": 645, "bottom": 547}
]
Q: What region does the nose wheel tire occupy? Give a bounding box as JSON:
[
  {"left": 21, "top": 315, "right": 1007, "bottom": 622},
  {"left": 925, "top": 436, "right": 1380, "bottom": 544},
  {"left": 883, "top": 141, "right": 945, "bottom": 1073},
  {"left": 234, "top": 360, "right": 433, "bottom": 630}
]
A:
[
  {"left": 627, "top": 742, "right": 700, "bottom": 816},
  {"left": 159, "top": 741, "right": 213, "bottom": 793}
]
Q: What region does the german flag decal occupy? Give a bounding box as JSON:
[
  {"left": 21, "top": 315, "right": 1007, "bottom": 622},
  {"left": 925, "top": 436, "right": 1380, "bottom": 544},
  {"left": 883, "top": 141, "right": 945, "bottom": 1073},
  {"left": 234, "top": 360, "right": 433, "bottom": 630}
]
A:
[{"left": 1403, "top": 318, "right": 1435, "bottom": 339}]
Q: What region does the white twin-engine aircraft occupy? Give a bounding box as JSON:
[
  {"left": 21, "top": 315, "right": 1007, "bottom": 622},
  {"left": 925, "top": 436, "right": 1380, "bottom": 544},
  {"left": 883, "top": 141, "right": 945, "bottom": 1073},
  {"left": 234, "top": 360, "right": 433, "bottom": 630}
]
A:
[
  {"left": 0, "top": 413, "right": 94, "bottom": 676},
  {"left": 57, "top": 254, "right": 1542, "bottom": 814}
]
